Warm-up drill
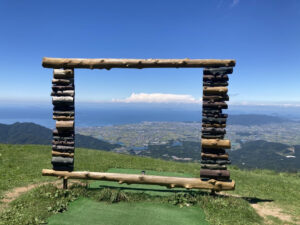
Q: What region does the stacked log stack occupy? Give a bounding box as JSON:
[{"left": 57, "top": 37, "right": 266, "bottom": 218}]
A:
[
  {"left": 51, "top": 69, "right": 75, "bottom": 171},
  {"left": 201, "top": 67, "right": 233, "bottom": 182}
]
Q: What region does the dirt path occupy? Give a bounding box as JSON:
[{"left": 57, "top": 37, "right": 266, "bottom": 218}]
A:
[
  {"left": 251, "top": 202, "right": 299, "bottom": 224},
  {"left": 0, "top": 180, "right": 84, "bottom": 213},
  {"left": 220, "top": 192, "right": 299, "bottom": 224}
]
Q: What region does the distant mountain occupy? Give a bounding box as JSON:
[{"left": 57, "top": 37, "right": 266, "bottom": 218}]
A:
[
  {"left": 230, "top": 140, "right": 300, "bottom": 172},
  {"left": 227, "top": 114, "right": 289, "bottom": 126},
  {"left": 0, "top": 122, "right": 120, "bottom": 151}
]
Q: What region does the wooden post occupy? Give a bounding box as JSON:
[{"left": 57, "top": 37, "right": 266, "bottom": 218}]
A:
[
  {"left": 201, "top": 66, "right": 234, "bottom": 182},
  {"left": 63, "top": 178, "right": 68, "bottom": 189},
  {"left": 51, "top": 69, "right": 75, "bottom": 172}
]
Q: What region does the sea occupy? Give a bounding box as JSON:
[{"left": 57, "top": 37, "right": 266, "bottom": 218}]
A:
[{"left": 0, "top": 103, "right": 299, "bottom": 128}]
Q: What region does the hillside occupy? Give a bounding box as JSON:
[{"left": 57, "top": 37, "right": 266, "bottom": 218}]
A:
[
  {"left": 1, "top": 122, "right": 300, "bottom": 172},
  {"left": 0, "top": 122, "right": 120, "bottom": 150},
  {"left": 0, "top": 144, "right": 299, "bottom": 225},
  {"left": 131, "top": 139, "right": 300, "bottom": 172},
  {"left": 230, "top": 140, "right": 300, "bottom": 172}
]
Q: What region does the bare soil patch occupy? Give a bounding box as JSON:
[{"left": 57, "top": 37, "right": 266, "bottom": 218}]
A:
[
  {"left": 220, "top": 192, "right": 299, "bottom": 224},
  {"left": 251, "top": 202, "right": 299, "bottom": 225},
  {"left": 0, "top": 180, "right": 84, "bottom": 213}
]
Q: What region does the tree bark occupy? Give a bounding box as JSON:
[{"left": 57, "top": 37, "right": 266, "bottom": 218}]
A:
[
  {"left": 201, "top": 164, "right": 227, "bottom": 170},
  {"left": 203, "top": 87, "right": 228, "bottom": 94},
  {"left": 202, "top": 124, "right": 226, "bottom": 128},
  {"left": 52, "top": 151, "right": 74, "bottom": 157},
  {"left": 201, "top": 153, "right": 229, "bottom": 159},
  {"left": 42, "top": 169, "right": 235, "bottom": 191},
  {"left": 203, "top": 67, "right": 233, "bottom": 75},
  {"left": 201, "top": 139, "right": 231, "bottom": 149},
  {"left": 56, "top": 121, "right": 74, "bottom": 129},
  {"left": 43, "top": 57, "right": 236, "bottom": 69},
  {"left": 53, "top": 116, "right": 74, "bottom": 121},
  {"left": 200, "top": 169, "right": 230, "bottom": 180},
  {"left": 53, "top": 69, "right": 74, "bottom": 78}
]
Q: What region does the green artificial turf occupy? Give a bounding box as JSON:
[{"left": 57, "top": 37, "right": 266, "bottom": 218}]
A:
[{"left": 47, "top": 198, "right": 209, "bottom": 225}]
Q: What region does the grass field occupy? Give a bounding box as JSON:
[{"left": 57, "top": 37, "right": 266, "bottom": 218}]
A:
[{"left": 0, "top": 144, "right": 299, "bottom": 224}]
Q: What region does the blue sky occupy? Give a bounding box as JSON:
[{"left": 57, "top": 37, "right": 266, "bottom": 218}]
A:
[{"left": 0, "top": 0, "right": 300, "bottom": 105}]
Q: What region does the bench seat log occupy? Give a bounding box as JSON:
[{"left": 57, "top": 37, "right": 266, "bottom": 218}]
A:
[{"left": 42, "top": 169, "right": 235, "bottom": 191}]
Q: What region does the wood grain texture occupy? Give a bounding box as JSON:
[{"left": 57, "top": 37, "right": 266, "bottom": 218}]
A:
[
  {"left": 53, "top": 69, "right": 74, "bottom": 78},
  {"left": 52, "top": 151, "right": 74, "bottom": 157},
  {"left": 200, "top": 169, "right": 230, "bottom": 180},
  {"left": 203, "top": 87, "right": 228, "bottom": 94},
  {"left": 42, "top": 169, "right": 235, "bottom": 191},
  {"left": 56, "top": 121, "right": 74, "bottom": 129},
  {"left": 201, "top": 139, "right": 231, "bottom": 149},
  {"left": 202, "top": 124, "right": 226, "bottom": 128},
  {"left": 43, "top": 57, "right": 236, "bottom": 69},
  {"left": 201, "top": 153, "right": 229, "bottom": 160}
]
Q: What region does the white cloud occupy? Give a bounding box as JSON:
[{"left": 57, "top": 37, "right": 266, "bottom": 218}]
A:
[{"left": 113, "top": 93, "right": 201, "bottom": 104}]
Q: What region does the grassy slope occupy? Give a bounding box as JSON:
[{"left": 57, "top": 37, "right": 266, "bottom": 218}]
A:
[{"left": 0, "top": 144, "right": 299, "bottom": 224}]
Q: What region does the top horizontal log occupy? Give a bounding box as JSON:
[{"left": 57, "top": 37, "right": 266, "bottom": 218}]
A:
[{"left": 42, "top": 57, "right": 236, "bottom": 69}]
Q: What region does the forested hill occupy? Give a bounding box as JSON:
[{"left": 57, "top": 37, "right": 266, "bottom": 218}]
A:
[
  {"left": 230, "top": 140, "right": 300, "bottom": 172},
  {"left": 0, "top": 122, "right": 120, "bottom": 151}
]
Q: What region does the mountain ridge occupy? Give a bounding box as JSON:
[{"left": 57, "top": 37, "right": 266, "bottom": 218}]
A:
[{"left": 0, "top": 122, "right": 120, "bottom": 151}]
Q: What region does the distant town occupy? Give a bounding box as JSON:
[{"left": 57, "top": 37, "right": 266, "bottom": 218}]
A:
[{"left": 76, "top": 121, "right": 300, "bottom": 152}]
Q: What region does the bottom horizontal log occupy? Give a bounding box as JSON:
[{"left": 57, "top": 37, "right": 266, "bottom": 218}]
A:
[{"left": 42, "top": 169, "right": 235, "bottom": 191}]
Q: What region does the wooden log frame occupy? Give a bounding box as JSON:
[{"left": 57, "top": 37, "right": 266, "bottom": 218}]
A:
[
  {"left": 42, "top": 169, "right": 235, "bottom": 191},
  {"left": 42, "top": 57, "right": 236, "bottom": 190},
  {"left": 42, "top": 58, "right": 236, "bottom": 69}
]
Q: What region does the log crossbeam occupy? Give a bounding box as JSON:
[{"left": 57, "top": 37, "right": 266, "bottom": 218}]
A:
[
  {"left": 42, "top": 58, "right": 236, "bottom": 69},
  {"left": 42, "top": 169, "right": 235, "bottom": 191}
]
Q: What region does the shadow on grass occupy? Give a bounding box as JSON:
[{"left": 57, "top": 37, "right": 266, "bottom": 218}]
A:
[
  {"left": 241, "top": 196, "right": 273, "bottom": 204},
  {"left": 214, "top": 192, "right": 274, "bottom": 204},
  {"left": 89, "top": 184, "right": 274, "bottom": 204},
  {"left": 95, "top": 185, "right": 207, "bottom": 194}
]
